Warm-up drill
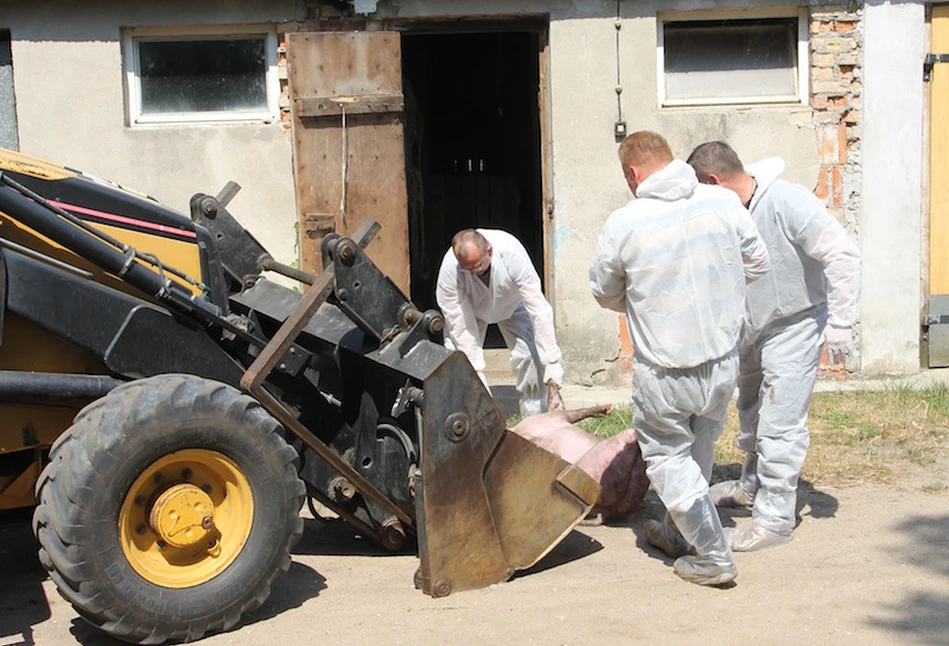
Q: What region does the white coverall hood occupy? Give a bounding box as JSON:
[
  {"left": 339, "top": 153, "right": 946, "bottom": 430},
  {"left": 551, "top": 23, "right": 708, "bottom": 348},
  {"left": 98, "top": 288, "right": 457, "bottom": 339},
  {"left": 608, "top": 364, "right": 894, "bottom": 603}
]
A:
[
  {"left": 637, "top": 159, "right": 698, "bottom": 201},
  {"left": 746, "top": 157, "right": 785, "bottom": 210}
]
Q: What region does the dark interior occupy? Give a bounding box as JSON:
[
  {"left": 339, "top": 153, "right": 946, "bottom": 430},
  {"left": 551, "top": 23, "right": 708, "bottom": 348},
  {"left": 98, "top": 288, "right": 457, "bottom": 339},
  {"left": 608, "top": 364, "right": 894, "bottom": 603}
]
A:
[{"left": 401, "top": 30, "right": 544, "bottom": 324}]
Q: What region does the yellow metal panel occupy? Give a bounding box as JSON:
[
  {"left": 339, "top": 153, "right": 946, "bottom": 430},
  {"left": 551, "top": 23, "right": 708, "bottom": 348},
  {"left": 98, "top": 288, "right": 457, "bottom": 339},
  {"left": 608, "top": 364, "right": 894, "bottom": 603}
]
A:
[
  {"left": 0, "top": 148, "right": 75, "bottom": 181},
  {"left": 930, "top": 6, "right": 949, "bottom": 294},
  {"left": 0, "top": 210, "right": 204, "bottom": 295}
]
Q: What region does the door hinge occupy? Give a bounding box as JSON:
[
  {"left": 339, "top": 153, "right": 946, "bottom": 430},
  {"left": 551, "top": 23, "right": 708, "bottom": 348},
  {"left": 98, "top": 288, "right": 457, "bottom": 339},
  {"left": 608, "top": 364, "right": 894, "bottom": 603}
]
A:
[
  {"left": 924, "top": 53, "right": 949, "bottom": 82},
  {"left": 545, "top": 197, "right": 555, "bottom": 219}
]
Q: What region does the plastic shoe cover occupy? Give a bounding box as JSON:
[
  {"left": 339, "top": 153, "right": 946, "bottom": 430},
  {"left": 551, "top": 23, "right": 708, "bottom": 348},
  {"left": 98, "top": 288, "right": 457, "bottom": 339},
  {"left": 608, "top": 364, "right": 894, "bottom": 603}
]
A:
[
  {"left": 708, "top": 480, "right": 755, "bottom": 508},
  {"left": 727, "top": 523, "right": 792, "bottom": 552},
  {"left": 519, "top": 395, "right": 546, "bottom": 417},
  {"left": 644, "top": 518, "right": 693, "bottom": 559},
  {"left": 673, "top": 555, "right": 737, "bottom": 587}
]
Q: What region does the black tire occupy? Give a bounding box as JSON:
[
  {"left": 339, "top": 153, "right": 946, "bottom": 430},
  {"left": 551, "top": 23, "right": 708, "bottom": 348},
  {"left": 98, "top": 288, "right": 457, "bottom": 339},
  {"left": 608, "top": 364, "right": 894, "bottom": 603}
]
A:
[{"left": 32, "top": 374, "right": 305, "bottom": 644}]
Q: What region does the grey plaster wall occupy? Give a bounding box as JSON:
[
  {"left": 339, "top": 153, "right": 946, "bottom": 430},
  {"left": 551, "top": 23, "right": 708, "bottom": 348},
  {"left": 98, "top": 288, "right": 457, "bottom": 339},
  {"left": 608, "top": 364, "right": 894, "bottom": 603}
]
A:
[
  {"left": 381, "top": 0, "right": 824, "bottom": 385},
  {"left": 5, "top": 0, "right": 837, "bottom": 385},
  {"left": 0, "top": 32, "right": 18, "bottom": 151},
  {"left": 4, "top": 0, "right": 301, "bottom": 268}
]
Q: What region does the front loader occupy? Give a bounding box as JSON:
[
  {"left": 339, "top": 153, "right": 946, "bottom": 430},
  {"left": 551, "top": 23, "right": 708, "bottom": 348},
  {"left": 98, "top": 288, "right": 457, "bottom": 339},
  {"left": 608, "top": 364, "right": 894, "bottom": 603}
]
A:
[{"left": 0, "top": 148, "right": 599, "bottom": 644}]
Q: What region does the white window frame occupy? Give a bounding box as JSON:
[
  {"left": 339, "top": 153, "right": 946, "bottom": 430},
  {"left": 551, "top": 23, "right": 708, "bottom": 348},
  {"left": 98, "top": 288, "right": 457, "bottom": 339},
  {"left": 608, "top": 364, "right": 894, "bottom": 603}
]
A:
[
  {"left": 123, "top": 24, "right": 279, "bottom": 125},
  {"left": 656, "top": 8, "right": 809, "bottom": 108}
]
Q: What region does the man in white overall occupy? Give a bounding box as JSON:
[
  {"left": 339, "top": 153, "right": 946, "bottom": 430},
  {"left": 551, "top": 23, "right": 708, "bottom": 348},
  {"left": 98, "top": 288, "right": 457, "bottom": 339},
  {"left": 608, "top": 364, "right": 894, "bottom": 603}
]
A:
[
  {"left": 687, "top": 141, "right": 862, "bottom": 551},
  {"left": 435, "top": 228, "right": 564, "bottom": 416},
  {"left": 590, "top": 131, "right": 771, "bottom": 585}
]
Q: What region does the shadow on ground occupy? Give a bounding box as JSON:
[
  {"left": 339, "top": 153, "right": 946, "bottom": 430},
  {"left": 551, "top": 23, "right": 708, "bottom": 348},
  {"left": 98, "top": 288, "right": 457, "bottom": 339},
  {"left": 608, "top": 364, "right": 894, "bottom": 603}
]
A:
[
  {"left": 490, "top": 384, "right": 520, "bottom": 419},
  {"left": 711, "top": 462, "right": 840, "bottom": 527},
  {"left": 514, "top": 529, "right": 604, "bottom": 579},
  {"left": 614, "top": 469, "right": 841, "bottom": 565},
  {"left": 0, "top": 507, "right": 326, "bottom": 646},
  {"left": 66, "top": 562, "right": 326, "bottom": 646},
  {"left": 0, "top": 509, "right": 49, "bottom": 646},
  {"left": 868, "top": 512, "right": 949, "bottom": 645},
  {"left": 292, "top": 517, "right": 415, "bottom": 557}
]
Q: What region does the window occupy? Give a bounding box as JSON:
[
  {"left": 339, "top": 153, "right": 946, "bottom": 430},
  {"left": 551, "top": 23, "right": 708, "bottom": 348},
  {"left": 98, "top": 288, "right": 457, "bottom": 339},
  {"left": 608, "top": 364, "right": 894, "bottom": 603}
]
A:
[
  {"left": 124, "top": 26, "right": 279, "bottom": 124},
  {"left": 658, "top": 11, "right": 808, "bottom": 107}
]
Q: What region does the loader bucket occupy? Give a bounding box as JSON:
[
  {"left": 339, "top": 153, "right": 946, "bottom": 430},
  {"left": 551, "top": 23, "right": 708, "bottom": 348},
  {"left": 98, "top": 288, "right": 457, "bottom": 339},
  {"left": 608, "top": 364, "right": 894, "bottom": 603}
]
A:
[{"left": 414, "top": 353, "right": 600, "bottom": 597}]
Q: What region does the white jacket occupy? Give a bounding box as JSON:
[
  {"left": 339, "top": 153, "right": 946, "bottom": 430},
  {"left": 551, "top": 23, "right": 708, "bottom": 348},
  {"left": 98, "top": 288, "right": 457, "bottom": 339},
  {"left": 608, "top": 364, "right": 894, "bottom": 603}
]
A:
[
  {"left": 590, "top": 160, "right": 771, "bottom": 369},
  {"left": 435, "top": 229, "right": 563, "bottom": 381},
  {"left": 744, "top": 157, "right": 862, "bottom": 338}
]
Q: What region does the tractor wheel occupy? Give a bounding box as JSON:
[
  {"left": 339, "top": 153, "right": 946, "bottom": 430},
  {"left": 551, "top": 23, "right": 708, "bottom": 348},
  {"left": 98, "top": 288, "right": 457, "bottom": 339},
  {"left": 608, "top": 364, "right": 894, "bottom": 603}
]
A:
[{"left": 32, "top": 374, "right": 305, "bottom": 644}]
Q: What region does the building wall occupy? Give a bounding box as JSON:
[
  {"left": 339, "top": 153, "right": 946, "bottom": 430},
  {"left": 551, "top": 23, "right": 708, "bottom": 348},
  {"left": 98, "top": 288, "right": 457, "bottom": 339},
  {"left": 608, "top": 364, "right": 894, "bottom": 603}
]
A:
[
  {"left": 3, "top": 0, "right": 301, "bottom": 268},
  {"left": 3, "top": 0, "right": 926, "bottom": 381},
  {"left": 860, "top": 0, "right": 926, "bottom": 374}
]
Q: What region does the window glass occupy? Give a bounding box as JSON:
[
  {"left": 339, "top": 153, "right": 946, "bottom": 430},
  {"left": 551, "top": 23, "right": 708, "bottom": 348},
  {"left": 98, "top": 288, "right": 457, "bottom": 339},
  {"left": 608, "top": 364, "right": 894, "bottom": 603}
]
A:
[
  {"left": 138, "top": 38, "right": 267, "bottom": 114},
  {"left": 663, "top": 18, "right": 797, "bottom": 102}
]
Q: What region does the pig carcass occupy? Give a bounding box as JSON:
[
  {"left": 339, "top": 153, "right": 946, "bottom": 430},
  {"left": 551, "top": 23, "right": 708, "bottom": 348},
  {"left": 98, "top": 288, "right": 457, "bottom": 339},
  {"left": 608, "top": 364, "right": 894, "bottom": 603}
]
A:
[{"left": 511, "top": 405, "right": 649, "bottom": 520}]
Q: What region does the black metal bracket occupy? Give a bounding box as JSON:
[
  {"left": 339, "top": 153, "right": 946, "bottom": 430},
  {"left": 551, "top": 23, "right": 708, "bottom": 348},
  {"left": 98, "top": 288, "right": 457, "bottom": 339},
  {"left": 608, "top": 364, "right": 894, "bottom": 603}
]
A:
[{"left": 924, "top": 53, "right": 949, "bottom": 82}]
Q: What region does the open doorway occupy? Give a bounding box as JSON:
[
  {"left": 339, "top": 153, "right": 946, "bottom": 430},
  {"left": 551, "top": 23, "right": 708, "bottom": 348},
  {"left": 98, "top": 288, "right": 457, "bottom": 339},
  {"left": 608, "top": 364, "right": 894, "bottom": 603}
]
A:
[{"left": 401, "top": 29, "right": 545, "bottom": 323}]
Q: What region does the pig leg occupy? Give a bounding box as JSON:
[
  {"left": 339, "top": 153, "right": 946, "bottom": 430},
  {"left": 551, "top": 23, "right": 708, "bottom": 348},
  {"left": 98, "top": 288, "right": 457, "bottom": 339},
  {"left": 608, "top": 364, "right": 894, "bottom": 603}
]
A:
[
  {"left": 560, "top": 404, "right": 613, "bottom": 424},
  {"left": 547, "top": 382, "right": 566, "bottom": 412}
]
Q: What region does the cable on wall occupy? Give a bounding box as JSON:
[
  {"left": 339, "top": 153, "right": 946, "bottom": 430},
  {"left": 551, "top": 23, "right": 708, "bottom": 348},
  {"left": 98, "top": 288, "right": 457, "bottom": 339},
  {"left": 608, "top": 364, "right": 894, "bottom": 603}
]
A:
[{"left": 614, "top": 0, "right": 627, "bottom": 142}]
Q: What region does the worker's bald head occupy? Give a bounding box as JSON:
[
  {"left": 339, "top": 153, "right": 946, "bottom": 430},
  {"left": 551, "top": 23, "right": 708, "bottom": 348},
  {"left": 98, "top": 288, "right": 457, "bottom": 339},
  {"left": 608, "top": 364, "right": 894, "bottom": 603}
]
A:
[
  {"left": 617, "top": 131, "right": 674, "bottom": 176},
  {"left": 686, "top": 141, "right": 745, "bottom": 184},
  {"left": 452, "top": 229, "right": 492, "bottom": 276}
]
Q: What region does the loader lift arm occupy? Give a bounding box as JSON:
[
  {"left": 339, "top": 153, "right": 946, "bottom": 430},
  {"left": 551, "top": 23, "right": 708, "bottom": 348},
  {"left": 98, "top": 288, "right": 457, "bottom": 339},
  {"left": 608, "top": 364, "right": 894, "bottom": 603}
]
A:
[{"left": 0, "top": 144, "right": 600, "bottom": 633}]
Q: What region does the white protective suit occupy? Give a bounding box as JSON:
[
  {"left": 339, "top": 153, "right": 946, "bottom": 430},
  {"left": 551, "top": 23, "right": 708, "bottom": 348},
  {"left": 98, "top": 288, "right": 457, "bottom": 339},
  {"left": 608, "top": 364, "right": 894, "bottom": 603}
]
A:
[
  {"left": 713, "top": 157, "right": 862, "bottom": 550},
  {"left": 590, "top": 159, "right": 771, "bottom": 583},
  {"left": 435, "top": 229, "right": 563, "bottom": 416}
]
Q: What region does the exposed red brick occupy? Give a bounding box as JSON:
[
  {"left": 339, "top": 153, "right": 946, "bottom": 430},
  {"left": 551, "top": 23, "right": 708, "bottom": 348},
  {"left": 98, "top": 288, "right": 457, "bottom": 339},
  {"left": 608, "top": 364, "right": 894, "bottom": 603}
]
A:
[
  {"left": 619, "top": 315, "right": 634, "bottom": 356},
  {"left": 817, "top": 126, "right": 847, "bottom": 164},
  {"left": 833, "top": 20, "right": 858, "bottom": 32},
  {"left": 831, "top": 166, "right": 844, "bottom": 205},
  {"left": 837, "top": 124, "right": 847, "bottom": 162}
]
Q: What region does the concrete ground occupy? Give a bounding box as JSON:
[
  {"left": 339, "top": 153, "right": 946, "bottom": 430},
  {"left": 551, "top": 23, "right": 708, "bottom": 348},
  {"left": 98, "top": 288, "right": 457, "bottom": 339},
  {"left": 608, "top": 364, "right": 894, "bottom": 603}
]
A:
[
  {"left": 1, "top": 351, "right": 947, "bottom": 646},
  {"left": 1, "top": 484, "right": 946, "bottom": 646}
]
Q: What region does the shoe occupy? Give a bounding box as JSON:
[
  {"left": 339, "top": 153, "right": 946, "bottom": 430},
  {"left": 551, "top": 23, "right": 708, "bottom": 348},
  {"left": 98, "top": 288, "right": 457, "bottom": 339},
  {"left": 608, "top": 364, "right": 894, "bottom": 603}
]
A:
[
  {"left": 708, "top": 480, "right": 755, "bottom": 508},
  {"left": 644, "top": 519, "right": 693, "bottom": 558},
  {"left": 672, "top": 555, "right": 737, "bottom": 586},
  {"left": 726, "top": 523, "right": 792, "bottom": 552}
]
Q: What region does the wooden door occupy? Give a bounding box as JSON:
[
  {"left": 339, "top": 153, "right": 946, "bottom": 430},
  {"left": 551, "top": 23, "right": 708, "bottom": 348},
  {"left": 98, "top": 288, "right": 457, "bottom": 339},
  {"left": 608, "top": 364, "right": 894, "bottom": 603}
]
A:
[
  {"left": 287, "top": 31, "right": 410, "bottom": 293},
  {"left": 931, "top": 6, "right": 949, "bottom": 295}
]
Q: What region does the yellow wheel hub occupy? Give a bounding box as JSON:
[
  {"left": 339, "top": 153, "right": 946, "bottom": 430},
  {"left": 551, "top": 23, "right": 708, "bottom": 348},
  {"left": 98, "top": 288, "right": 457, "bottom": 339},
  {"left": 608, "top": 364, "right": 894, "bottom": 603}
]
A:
[
  {"left": 149, "top": 483, "right": 214, "bottom": 549},
  {"left": 119, "top": 449, "right": 254, "bottom": 588}
]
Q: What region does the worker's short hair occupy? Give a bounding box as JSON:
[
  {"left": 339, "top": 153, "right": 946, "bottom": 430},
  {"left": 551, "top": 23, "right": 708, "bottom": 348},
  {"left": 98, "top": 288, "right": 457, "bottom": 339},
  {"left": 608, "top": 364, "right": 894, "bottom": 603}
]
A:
[
  {"left": 686, "top": 141, "right": 745, "bottom": 183},
  {"left": 617, "top": 131, "right": 674, "bottom": 172},
  {"left": 452, "top": 229, "right": 489, "bottom": 259}
]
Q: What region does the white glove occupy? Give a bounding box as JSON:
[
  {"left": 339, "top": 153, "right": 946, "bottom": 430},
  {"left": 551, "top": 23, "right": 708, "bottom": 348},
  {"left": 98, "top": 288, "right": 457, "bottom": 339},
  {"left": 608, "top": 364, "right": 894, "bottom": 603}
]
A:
[
  {"left": 543, "top": 361, "right": 564, "bottom": 387},
  {"left": 824, "top": 326, "right": 853, "bottom": 364}
]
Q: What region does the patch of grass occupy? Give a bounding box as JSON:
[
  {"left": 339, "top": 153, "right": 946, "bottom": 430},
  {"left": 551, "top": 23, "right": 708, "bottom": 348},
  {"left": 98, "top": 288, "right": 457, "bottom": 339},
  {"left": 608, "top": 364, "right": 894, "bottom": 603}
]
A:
[
  {"left": 562, "top": 386, "right": 949, "bottom": 490},
  {"left": 577, "top": 407, "right": 633, "bottom": 439}
]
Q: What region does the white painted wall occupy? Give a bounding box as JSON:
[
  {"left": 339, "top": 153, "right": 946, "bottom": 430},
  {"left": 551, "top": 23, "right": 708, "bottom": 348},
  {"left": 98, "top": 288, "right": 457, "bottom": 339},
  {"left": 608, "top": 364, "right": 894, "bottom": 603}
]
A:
[
  {"left": 860, "top": 1, "right": 925, "bottom": 374},
  {"left": 4, "top": 0, "right": 843, "bottom": 384},
  {"left": 5, "top": 0, "right": 300, "bottom": 269},
  {"left": 545, "top": 3, "right": 821, "bottom": 383}
]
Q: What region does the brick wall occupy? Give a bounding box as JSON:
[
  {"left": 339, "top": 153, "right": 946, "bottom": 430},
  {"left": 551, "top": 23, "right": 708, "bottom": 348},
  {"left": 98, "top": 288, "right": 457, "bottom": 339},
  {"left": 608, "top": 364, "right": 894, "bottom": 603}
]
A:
[
  {"left": 809, "top": 5, "right": 864, "bottom": 236},
  {"left": 809, "top": 5, "right": 864, "bottom": 372}
]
